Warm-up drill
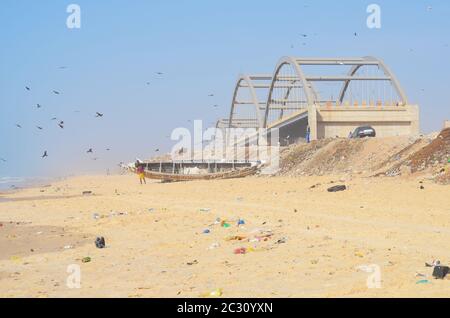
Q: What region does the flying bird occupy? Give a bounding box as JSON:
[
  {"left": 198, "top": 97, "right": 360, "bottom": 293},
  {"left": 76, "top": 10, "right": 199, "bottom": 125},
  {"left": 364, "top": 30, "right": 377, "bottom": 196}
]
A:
[
  {"left": 95, "top": 112, "right": 104, "bottom": 118},
  {"left": 52, "top": 90, "right": 60, "bottom": 95},
  {"left": 25, "top": 86, "right": 31, "bottom": 91},
  {"left": 155, "top": 149, "right": 160, "bottom": 152},
  {"left": 0, "top": 158, "right": 6, "bottom": 163},
  {"left": 300, "top": 34, "right": 308, "bottom": 38},
  {"left": 51, "top": 117, "right": 58, "bottom": 121},
  {"left": 87, "top": 148, "right": 93, "bottom": 154},
  {"left": 58, "top": 66, "right": 68, "bottom": 70},
  {"left": 16, "top": 124, "right": 22, "bottom": 128},
  {"left": 156, "top": 72, "right": 164, "bottom": 75},
  {"left": 37, "top": 104, "right": 42, "bottom": 108},
  {"left": 36, "top": 126, "right": 43, "bottom": 130},
  {"left": 354, "top": 32, "right": 358, "bottom": 37},
  {"left": 58, "top": 121, "right": 64, "bottom": 129},
  {"left": 208, "top": 94, "right": 214, "bottom": 97},
  {"left": 42, "top": 151, "right": 48, "bottom": 158}
]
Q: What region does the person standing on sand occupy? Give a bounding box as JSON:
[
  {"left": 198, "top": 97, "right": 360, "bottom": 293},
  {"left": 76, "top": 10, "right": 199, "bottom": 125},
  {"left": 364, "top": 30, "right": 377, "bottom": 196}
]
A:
[{"left": 135, "top": 161, "right": 146, "bottom": 185}]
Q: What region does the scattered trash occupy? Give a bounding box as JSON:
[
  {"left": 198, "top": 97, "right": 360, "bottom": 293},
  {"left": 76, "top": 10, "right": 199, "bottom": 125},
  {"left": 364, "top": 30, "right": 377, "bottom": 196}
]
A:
[
  {"left": 327, "top": 185, "right": 347, "bottom": 193},
  {"left": 237, "top": 219, "right": 245, "bottom": 226},
  {"left": 82, "top": 191, "right": 93, "bottom": 196},
  {"left": 415, "top": 272, "right": 426, "bottom": 278},
  {"left": 92, "top": 213, "right": 100, "bottom": 220},
  {"left": 354, "top": 252, "right": 364, "bottom": 258},
  {"left": 432, "top": 266, "right": 449, "bottom": 279},
  {"left": 95, "top": 237, "right": 106, "bottom": 249},
  {"left": 148, "top": 208, "right": 155, "bottom": 213},
  {"left": 276, "top": 237, "right": 287, "bottom": 244},
  {"left": 82, "top": 257, "right": 91, "bottom": 263},
  {"left": 187, "top": 260, "right": 198, "bottom": 266},
  {"left": 200, "top": 288, "right": 223, "bottom": 298},
  {"left": 64, "top": 245, "right": 73, "bottom": 250},
  {"left": 416, "top": 279, "right": 431, "bottom": 285},
  {"left": 234, "top": 247, "right": 247, "bottom": 255},
  {"left": 420, "top": 185, "right": 425, "bottom": 190},
  {"left": 221, "top": 221, "right": 231, "bottom": 228},
  {"left": 425, "top": 260, "right": 441, "bottom": 267},
  {"left": 199, "top": 208, "right": 211, "bottom": 212},
  {"left": 225, "top": 235, "right": 246, "bottom": 242},
  {"left": 10, "top": 256, "right": 21, "bottom": 263},
  {"left": 208, "top": 242, "right": 220, "bottom": 250},
  {"left": 203, "top": 229, "right": 211, "bottom": 234}
]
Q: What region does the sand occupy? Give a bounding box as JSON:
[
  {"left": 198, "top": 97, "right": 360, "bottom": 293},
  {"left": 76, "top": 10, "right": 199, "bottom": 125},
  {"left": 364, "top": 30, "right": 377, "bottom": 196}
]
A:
[{"left": 0, "top": 174, "right": 449, "bottom": 298}]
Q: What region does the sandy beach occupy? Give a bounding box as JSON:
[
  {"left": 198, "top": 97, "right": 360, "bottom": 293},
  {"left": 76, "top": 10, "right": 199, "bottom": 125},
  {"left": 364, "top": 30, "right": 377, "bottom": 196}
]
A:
[{"left": 1, "top": 174, "right": 449, "bottom": 298}]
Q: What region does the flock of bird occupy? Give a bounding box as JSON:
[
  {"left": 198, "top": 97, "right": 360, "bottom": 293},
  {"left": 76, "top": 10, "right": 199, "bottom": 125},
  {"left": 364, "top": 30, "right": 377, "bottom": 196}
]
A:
[
  {"left": 11, "top": 83, "right": 106, "bottom": 161},
  {"left": 0, "top": 71, "right": 180, "bottom": 165}
]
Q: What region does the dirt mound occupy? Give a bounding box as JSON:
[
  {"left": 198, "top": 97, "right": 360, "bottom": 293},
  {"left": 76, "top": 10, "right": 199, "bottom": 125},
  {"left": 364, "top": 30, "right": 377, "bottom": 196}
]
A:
[
  {"left": 279, "top": 135, "right": 419, "bottom": 177},
  {"left": 383, "top": 129, "right": 450, "bottom": 177},
  {"left": 278, "top": 129, "right": 450, "bottom": 183},
  {"left": 409, "top": 128, "right": 450, "bottom": 172}
]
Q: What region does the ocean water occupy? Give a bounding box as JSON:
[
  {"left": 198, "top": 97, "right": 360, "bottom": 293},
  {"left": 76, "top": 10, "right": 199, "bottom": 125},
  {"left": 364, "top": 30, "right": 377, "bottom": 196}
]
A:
[{"left": 0, "top": 176, "right": 53, "bottom": 191}]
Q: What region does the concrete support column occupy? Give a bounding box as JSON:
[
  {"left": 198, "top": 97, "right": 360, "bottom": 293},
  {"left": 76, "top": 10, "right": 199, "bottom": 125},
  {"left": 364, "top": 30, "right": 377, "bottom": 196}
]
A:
[
  {"left": 308, "top": 104, "right": 318, "bottom": 141},
  {"left": 408, "top": 105, "right": 420, "bottom": 136}
]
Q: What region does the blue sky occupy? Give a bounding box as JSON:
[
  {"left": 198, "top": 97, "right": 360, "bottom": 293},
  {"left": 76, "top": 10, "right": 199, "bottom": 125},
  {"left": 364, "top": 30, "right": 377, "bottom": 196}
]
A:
[{"left": 1, "top": 0, "right": 449, "bottom": 178}]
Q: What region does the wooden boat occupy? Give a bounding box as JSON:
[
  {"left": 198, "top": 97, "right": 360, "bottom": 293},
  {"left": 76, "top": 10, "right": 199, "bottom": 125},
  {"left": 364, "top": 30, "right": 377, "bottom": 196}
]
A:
[{"left": 131, "top": 165, "right": 261, "bottom": 182}]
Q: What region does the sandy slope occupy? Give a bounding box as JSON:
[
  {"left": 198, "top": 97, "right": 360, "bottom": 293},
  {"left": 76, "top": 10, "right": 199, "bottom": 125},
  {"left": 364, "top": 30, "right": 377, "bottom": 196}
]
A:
[{"left": 0, "top": 174, "right": 449, "bottom": 298}]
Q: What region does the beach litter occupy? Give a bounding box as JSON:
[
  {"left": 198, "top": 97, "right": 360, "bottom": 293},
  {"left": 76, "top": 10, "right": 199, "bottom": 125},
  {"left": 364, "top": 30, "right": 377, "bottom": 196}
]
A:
[
  {"left": 237, "top": 219, "right": 245, "bottom": 226},
  {"left": 425, "top": 259, "right": 440, "bottom": 267},
  {"left": 225, "top": 235, "right": 246, "bottom": 242},
  {"left": 203, "top": 229, "right": 211, "bottom": 234},
  {"left": 276, "top": 237, "right": 287, "bottom": 244},
  {"left": 221, "top": 221, "right": 231, "bottom": 228},
  {"left": 327, "top": 185, "right": 347, "bottom": 193},
  {"left": 82, "top": 191, "right": 93, "bottom": 196},
  {"left": 64, "top": 245, "right": 74, "bottom": 250},
  {"left": 199, "top": 208, "right": 211, "bottom": 212},
  {"left": 95, "top": 237, "right": 106, "bottom": 249},
  {"left": 416, "top": 279, "right": 431, "bottom": 285},
  {"left": 187, "top": 260, "right": 198, "bottom": 266},
  {"left": 148, "top": 208, "right": 155, "bottom": 213},
  {"left": 82, "top": 257, "right": 91, "bottom": 263},
  {"left": 208, "top": 242, "right": 220, "bottom": 250},
  {"left": 432, "top": 266, "right": 449, "bottom": 279},
  {"left": 234, "top": 247, "right": 248, "bottom": 255},
  {"left": 10, "top": 256, "right": 21, "bottom": 263},
  {"left": 200, "top": 288, "right": 223, "bottom": 298}
]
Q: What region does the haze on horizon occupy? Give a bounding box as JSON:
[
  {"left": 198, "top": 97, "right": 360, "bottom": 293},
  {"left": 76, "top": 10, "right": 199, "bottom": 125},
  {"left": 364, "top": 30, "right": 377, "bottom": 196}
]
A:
[{"left": 1, "top": 0, "right": 449, "bottom": 178}]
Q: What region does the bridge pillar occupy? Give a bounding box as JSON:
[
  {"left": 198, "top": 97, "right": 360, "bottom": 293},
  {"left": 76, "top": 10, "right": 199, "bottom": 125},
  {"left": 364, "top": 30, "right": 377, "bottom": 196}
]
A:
[{"left": 308, "top": 104, "right": 318, "bottom": 141}]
